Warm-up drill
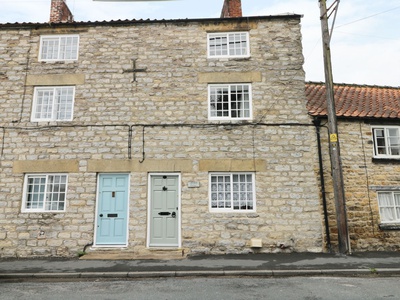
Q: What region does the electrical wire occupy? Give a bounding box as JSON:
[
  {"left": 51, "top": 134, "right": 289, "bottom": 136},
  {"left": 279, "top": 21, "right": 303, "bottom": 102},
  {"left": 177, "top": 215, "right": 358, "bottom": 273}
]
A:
[{"left": 336, "top": 5, "right": 400, "bottom": 29}]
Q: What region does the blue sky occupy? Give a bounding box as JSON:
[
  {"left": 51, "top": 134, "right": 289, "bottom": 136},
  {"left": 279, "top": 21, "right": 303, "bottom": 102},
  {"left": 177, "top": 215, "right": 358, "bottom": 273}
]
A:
[{"left": 0, "top": 0, "right": 399, "bottom": 87}]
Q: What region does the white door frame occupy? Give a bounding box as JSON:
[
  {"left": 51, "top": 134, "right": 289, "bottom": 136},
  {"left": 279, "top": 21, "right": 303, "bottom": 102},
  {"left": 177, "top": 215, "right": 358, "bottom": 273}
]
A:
[
  {"left": 93, "top": 173, "right": 130, "bottom": 247},
  {"left": 147, "top": 173, "right": 181, "bottom": 248}
]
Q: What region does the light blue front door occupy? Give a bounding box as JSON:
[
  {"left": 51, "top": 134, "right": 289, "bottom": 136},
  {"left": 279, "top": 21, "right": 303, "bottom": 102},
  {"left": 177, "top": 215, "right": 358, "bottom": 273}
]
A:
[{"left": 96, "top": 174, "right": 129, "bottom": 245}]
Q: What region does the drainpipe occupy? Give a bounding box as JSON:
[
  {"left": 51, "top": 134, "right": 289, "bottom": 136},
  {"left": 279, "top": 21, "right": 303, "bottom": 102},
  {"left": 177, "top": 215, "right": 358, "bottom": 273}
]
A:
[{"left": 313, "top": 118, "right": 332, "bottom": 252}]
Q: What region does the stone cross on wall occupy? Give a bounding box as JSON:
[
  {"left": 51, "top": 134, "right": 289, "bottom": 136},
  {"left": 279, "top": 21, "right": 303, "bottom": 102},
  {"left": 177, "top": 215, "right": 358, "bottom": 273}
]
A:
[{"left": 123, "top": 59, "right": 147, "bottom": 82}]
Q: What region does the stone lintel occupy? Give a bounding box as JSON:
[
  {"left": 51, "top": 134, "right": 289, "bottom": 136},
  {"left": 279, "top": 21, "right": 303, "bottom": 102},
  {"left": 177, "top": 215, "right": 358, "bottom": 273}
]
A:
[
  {"left": 198, "top": 72, "right": 262, "bottom": 83},
  {"left": 202, "top": 21, "right": 257, "bottom": 32},
  {"left": 87, "top": 159, "right": 193, "bottom": 173},
  {"left": 26, "top": 74, "right": 85, "bottom": 86},
  {"left": 199, "top": 159, "right": 266, "bottom": 172},
  {"left": 13, "top": 160, "right": 79, "bottom": 173}
]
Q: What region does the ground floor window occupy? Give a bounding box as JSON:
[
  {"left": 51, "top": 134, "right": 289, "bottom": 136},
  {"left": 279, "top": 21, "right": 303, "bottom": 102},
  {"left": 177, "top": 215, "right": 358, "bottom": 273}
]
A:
[
  {"left": 209, "top": 172, "right": 255, "bottom": 212},
  {"left": 377, "top": 191, "right": 400, "bottom": 223},
  {"left": 22, "top": 174, "right": 68, "bottom": 212}
]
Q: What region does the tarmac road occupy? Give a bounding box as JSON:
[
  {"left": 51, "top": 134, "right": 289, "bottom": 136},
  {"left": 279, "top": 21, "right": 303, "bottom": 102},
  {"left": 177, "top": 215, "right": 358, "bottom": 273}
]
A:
[{"left": 1, "top": 276, "right": 399, "bottom": 300}]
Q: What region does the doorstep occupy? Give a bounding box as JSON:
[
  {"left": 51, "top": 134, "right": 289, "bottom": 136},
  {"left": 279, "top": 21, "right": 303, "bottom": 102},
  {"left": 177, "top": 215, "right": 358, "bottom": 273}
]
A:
[{"left": 80, "top": 248, "right": 188, "bottom": 260}]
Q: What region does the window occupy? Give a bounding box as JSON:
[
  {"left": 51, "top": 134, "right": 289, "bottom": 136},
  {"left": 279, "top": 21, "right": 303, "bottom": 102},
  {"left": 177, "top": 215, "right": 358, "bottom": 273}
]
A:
[
  {"left": 39, "top": 35, "right": 79, "bottom": 61},
  {"left": 209, "top": 173, "right": 255, "bottom": 212},
  {"left": 372, "top": 126, "right": 400, "bottom": 158},
  {"left": 22, "top": 174, "right": 68, "bottom": 212},
  {"left": 377, "top": 191, "right": 400, "bottom": 223},
  {"left": 209, "top": 84, "right": 252, "bottom": 120},
  {"left": 208, "top": 32, "right": 249, "bottom": 58},
  {"left": 32, "top": 86, "right": 75, "bottom": 121}
]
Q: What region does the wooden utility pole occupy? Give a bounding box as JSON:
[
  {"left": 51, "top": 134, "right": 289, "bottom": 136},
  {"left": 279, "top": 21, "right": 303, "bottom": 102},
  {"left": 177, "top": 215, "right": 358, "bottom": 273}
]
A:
[{"left": 319, "top": 0, "right": 350, "bottom": 254}]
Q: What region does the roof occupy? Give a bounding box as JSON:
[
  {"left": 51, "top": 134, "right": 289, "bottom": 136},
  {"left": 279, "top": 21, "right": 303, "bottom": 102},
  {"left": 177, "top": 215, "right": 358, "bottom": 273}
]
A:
[
  {"left": 306, "top": 82, "right": 400, "bottom": 119},
  {"left": 0, "top": 14, "right": 302, "bottom": 29}
]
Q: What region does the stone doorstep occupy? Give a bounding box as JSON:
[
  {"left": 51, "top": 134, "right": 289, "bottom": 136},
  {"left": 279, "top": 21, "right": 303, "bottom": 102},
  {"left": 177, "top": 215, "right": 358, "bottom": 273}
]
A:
[{"left": 80, "top": 248, "right": 188, "bottom": 260}]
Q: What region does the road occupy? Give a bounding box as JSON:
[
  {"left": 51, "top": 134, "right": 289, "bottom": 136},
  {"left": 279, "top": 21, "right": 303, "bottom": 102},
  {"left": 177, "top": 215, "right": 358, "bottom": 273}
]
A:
[{"left": 0, "top": 276, "right": 398, "bottom": 300}]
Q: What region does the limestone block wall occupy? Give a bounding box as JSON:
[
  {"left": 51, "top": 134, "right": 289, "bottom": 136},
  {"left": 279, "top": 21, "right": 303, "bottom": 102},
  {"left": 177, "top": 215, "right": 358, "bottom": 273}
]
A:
[
  {"left": 0, "top": 16, "right": 324, "bottom": 257},
  {"left": 319, "top": 120, "right": 400, "bottom": 251}
]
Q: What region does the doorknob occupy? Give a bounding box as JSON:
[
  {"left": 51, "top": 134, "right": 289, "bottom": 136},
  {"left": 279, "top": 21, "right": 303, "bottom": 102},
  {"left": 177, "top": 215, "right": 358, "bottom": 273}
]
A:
[
  {"left": 100, "top": 214, "right": 103, "bottom": 217},
  {"left": 171, "top": 212, "right": 176, "bottom": 218}
]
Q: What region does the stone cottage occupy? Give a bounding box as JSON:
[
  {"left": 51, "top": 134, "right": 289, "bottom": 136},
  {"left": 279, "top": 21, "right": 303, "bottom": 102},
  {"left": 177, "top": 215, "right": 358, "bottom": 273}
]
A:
[
  {"left": 0, "top": 0, "right": 323, "bottom": 258},
  {"left": 306, "top": 82, "right": 400, "bottom": 252}
]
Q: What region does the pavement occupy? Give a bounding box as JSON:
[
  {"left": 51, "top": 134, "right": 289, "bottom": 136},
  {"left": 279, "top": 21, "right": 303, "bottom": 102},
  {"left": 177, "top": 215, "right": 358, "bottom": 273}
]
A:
[{"left": 1, "top": 252, "right": 400, "bottom": 280}]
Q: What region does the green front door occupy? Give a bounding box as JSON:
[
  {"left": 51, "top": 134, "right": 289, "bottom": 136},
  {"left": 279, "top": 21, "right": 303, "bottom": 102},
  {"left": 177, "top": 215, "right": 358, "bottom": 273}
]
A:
[{"left": 149, "top": 175, "right": 180, "bottom": 247}]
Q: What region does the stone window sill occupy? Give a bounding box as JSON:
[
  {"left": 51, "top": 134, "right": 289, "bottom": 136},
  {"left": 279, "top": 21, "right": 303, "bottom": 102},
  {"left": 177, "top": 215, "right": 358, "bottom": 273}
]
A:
[
  {"left": 379, "top": 223, "right": 400, "bottom": 231},
  {"left": 372, "top": 157, "right": 400, "bottom": 164}
]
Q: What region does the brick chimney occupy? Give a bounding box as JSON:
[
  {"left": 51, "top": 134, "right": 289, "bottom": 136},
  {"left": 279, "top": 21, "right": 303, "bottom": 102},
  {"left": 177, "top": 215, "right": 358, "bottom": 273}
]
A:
[
  {"left": 50, "top": 0, "right": 74, "bottom": 23},
  {"left": 220, "top": 0, "right": 243, "bottom": 18}
]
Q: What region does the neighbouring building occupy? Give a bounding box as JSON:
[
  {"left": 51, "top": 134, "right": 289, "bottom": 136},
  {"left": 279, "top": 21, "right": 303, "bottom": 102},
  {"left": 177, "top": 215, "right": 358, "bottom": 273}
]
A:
[
  {"left": 306, "top": 82, "right": 400, "bottom": 252},
  {"left": 0, "top": 0, "right": 325, "bottom": 258}
]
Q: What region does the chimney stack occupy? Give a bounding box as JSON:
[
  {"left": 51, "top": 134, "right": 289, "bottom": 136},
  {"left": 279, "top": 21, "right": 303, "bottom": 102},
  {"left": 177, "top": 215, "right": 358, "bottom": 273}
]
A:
[
  {"left": 50, "top": 0, "right": 74, "bottom": 23},
  {"left": 220, "top": 0, "right": 243, "bottom": 18}
]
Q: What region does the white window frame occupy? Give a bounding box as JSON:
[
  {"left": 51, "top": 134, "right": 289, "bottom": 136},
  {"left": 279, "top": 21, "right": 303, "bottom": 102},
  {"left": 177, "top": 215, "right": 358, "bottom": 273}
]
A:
[
  {"left": 31, "top": 86, "right": 75, "bottom": 122},
  {"left": 209, "top": 172, "right": 256, "bottom": 212},
  {"left": 377, "top": 191, "right": 400, "bottom": 223},
  {"left": 208, "top": 84, "right": 252, "bottom": 121},
  {"left": 39, "top": 35, "right": 79, "bottom": 61},
  {"left": 372, "top": 126, "right": 400, "bottom": 159},
  {"left": 22, "top": 174, "right": 68, "bottom": 213},
  {"left": 207, "top": 32, "right": 250, "bottom": 58}
]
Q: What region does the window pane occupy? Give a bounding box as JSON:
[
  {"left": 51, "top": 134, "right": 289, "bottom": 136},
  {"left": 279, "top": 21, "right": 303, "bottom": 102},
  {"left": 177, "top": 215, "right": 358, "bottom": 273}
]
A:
[
  {"left": 209, "top": 84, "right": 250, "bottom": 120},
  {"left": 55, "top": 87, "right": 74, "bottom": 120},
  {"left": 46, "top": 175, "right": 67, "bottom": 211},
  {"left": 388, "top": 128, "right": 400, "bottom": 155},
  {"left": 25, "top": 174, "right": 67, "bottom": 212},
  {"left": 33, "top": 87, "right": 74, "bottom": 121},
  {"left": 211, "top": 173, "right": 254, "bottom": 211},
  {"left": 41, "top": 38, "right": 59, "bottom": 60},
  {"left": 26, "top": 176, "right": 46, "bottom": 210},
  {"left": 41, "top": 35, "right": 78, "bottom": 61},
  {"left": 209, "top": 32, "right": 248, "bottom": 57},
  {"left": 228, "top": 33, "right": 248, "bottom": 56},
  {"left": 378, "top": 192, "right": 398, "bottom": 222}
]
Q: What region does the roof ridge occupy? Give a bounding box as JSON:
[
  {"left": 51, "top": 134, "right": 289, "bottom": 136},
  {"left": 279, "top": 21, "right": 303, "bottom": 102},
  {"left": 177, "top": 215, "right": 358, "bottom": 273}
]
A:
[{"left": 306, "top": 81, "right": 400, "bottom": 89}]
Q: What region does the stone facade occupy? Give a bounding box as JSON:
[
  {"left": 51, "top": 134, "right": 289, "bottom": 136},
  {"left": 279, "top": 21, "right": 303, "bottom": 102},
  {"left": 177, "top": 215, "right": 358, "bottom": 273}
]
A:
[
  {"left": 0, "top": 16, "right": 324, "bottom": 257},
  {"left": 318, "top": 120, "right": 400, "bottom": 251}
]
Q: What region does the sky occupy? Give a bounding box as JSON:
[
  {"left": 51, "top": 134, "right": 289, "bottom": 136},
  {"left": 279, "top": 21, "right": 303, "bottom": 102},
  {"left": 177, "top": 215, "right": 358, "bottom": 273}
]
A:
[{"left": 0, "top": 0, "right": 399, "bottom": 87}]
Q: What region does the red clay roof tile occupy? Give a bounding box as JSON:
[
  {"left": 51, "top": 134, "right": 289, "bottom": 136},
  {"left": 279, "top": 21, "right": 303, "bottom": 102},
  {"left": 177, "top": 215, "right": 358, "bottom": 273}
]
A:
[{"left": 306, "top": 82, "right": 400, "bottom": 119}]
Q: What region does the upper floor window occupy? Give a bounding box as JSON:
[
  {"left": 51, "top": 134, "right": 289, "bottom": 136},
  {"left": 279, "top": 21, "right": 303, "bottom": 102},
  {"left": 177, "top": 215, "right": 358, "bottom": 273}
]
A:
[
  {"left": 207, "top": 32, "right": 250, "bottom": 58},
  {"left": 39, "top": 35, "right": 79, "bottom": 61},
  {"left": 32, "top": 86, "right": 75, "bottom": 122},
  {"left": 377, "top": 191, "right": 400, "bottom": 223},
  {"left": 372, "top": 126, "right": 400, "bottom": 158},
  {"left": 22, "top": 174, "right": 68, "bottom": 212},
  {"left": 208, "top": 84, "right": 252, "bottom": 120},
  {"left": 209, "top": 173, "right": 255, "bottom": 212}
]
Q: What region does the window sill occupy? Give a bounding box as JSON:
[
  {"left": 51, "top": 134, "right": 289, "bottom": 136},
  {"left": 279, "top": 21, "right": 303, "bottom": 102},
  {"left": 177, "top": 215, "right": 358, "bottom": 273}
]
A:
[
  {"left": 379, "top": 223, "right": 400, "bottom": 231},
  {"left": 372, "top": 157, "right": 400, "bottom": 164}
]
